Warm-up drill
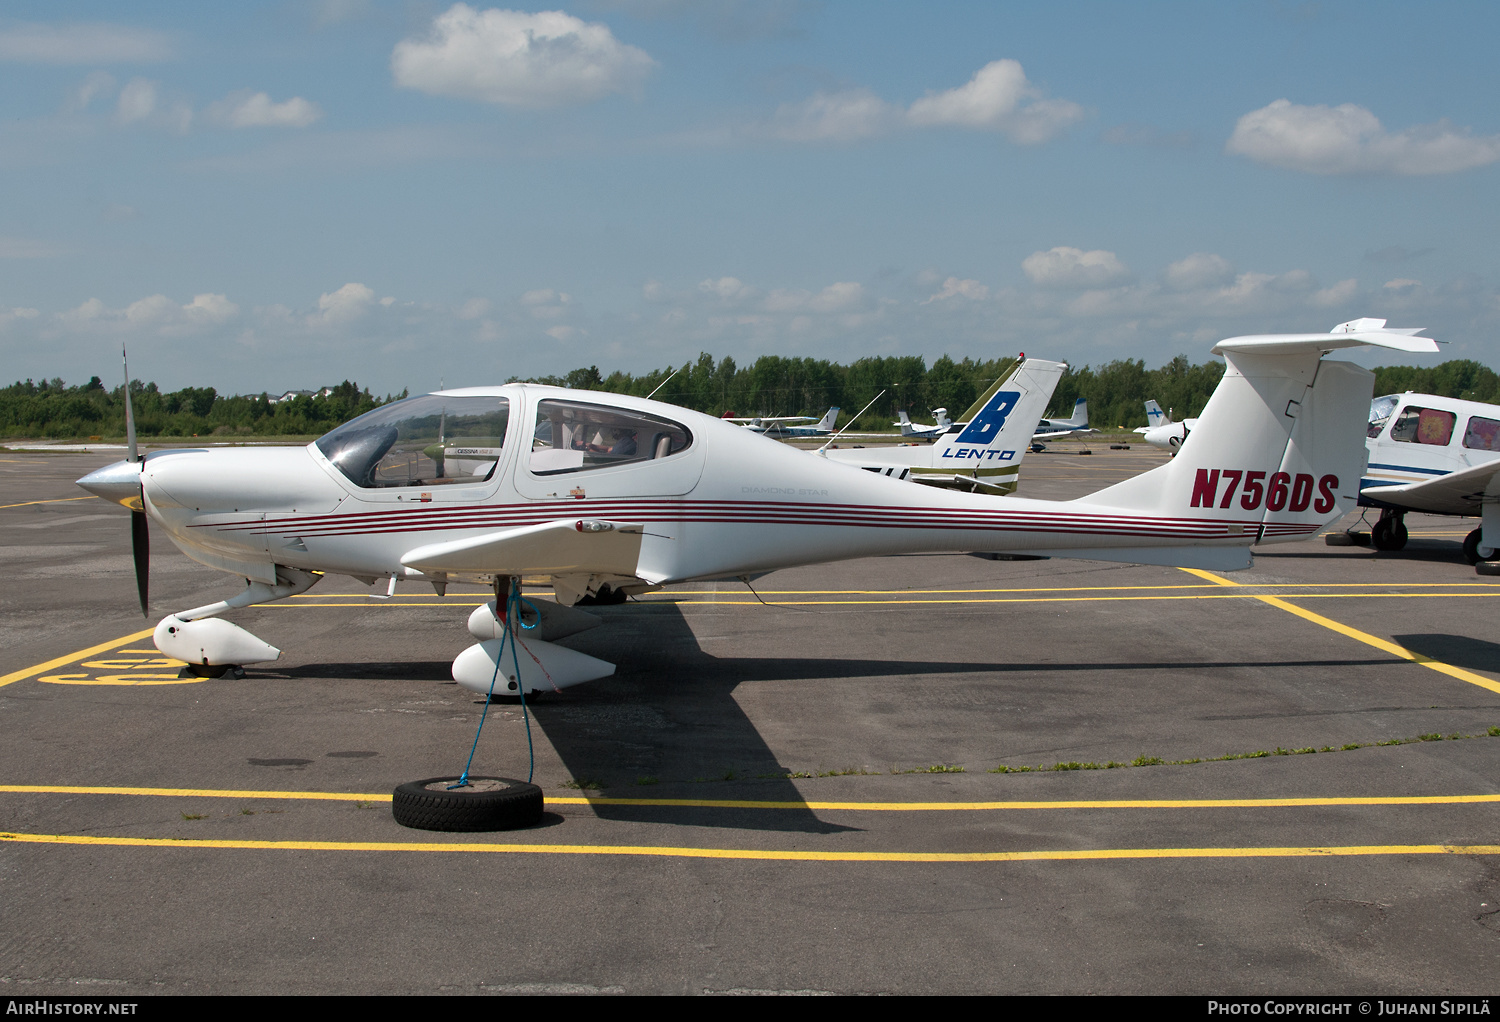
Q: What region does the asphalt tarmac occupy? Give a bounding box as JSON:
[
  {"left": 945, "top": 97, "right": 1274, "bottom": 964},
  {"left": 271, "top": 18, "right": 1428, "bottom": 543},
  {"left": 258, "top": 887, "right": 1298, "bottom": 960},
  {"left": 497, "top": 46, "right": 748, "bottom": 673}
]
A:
[{"left": 2, "top": 441, "right": 1498, "bottom": 995}]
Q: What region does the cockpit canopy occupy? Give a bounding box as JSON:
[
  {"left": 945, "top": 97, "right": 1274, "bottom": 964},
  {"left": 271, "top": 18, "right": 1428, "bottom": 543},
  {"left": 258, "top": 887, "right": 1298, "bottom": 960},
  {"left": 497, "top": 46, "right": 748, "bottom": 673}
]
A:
[{"left": 315, "top": 394, "right": 510, "bottom": 488}]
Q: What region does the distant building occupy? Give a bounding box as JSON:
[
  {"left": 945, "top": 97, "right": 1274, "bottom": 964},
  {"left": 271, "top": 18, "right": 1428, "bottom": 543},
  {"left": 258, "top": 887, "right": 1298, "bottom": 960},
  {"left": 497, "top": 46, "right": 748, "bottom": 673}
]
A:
[{"left": 266, "top": 387, "right": 335, "bottom": 405}]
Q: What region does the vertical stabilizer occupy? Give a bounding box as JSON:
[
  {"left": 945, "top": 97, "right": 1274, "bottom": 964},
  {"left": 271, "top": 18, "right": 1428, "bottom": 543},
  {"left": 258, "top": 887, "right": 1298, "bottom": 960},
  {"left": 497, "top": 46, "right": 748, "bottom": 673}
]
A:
[{"left": 1085, "top": 344, "right": 1383, "bottom": 542}]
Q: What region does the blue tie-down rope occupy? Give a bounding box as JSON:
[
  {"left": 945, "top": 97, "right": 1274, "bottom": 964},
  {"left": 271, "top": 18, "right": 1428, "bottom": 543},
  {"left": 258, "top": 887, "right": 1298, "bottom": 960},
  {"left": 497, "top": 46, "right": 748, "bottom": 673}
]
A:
[{"left": 452, "top": 580, "right": 537, "bottom": 787}]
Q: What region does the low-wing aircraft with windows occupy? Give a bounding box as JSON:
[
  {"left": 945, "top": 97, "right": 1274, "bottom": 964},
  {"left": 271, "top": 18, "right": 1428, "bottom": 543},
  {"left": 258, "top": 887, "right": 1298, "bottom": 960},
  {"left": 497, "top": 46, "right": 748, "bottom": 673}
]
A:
[
  {"left": 78, "top": 321, "right": 1436, "bottom": 697},
  {"left": 819, "top": 357, "right": 1064, "bottom": 494},
  {"left": 1348, "top": 391, "right": 1500, "bottom": 564}
]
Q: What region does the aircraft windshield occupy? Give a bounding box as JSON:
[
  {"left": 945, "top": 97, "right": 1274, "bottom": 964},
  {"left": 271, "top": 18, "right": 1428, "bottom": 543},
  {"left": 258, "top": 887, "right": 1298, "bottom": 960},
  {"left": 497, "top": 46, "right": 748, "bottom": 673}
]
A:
[
  {"left": 315, "top": 394, "right": 510, "bottom": 488},
  {"left": 1367, "top": 394, "right": 1400, "bottom": 438},
  {"left": 528, "top": 399, "right": 691, "bottom": 475}
]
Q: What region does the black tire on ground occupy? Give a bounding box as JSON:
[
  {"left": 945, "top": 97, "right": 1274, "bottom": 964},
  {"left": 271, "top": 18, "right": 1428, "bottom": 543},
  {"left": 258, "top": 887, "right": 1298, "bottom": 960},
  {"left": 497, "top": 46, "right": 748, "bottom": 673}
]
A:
[
  {"left": 1463, "top": 528, "right": 1484, "bottom": 565},
  {"left": 1477, "top": 560, "right": 1500, "bottom": 577},
  {"left": 392, "top": 776, "right": 544, "bottom": 832},
  {"left": 1372, "top": 517, "right": 1408, "bottom": 552}
]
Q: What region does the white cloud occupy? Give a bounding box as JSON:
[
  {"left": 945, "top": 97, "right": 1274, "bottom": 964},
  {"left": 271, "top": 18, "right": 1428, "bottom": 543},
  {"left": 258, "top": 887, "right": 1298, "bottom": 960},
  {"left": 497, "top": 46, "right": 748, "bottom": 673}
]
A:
[
  {"left": 71, "top": 71, "right": 116, "bottom": 111},
  {"left": 56, "top": 293, "right": 238, "bottom": 334},
  {"left": 456, "top": 297, "right": 491, "bottom": 319},
  {"left": 315, "top": 282, "right": 376, "bottom": 324},
  {"left": 114, "top": 77, "right": 192, "bottom": 132},
  {"left": 1384, "top": 278, "right": 1422, "bottom": 292},
  {"left": 906, "top": 59, "right": 1083, "bottom": 143},
  {"left": 923, "top": 277, "right": 990, "bottom": 304},
  {"left": 546, "top": 324, "right": 583, "bottom": 341},
  {"left": 698, "top": 276, "right": 755, "bottom": 301},
  {"left": 392, "top": 4, "right": 655, "bottom": 108},
  {"left": 1226, "top": 99, "right": 1500, "bottom": 176},
  {"left": 768, "top": 89, "right": 895, "bottom": 142},
  {"left": 0, "top": 23, "right": 172, "bottom": 64},
  {"left": 206, "top": 91, "right": 322, "bottom": 129},
  {"left": 520, "top": 288, "right": 572, "bottom": 320},
  {"left": 1164, "top": 253, "right": 1234, "bottom": 292},
  {"left": 764, "top": 281, "right": 865, "bottom": 313},
  {"left": 1022, "top": 247, "right": 1130, "bottom": 290},
  {"left": 1311, "top": 278, "right": 1358, "bottom": 307},
  {"left": 763, "top": 59, "right": 1083, "bottom": 146},
  {"left": 116, "top": 78, "right": 157, "bottom": 124}
]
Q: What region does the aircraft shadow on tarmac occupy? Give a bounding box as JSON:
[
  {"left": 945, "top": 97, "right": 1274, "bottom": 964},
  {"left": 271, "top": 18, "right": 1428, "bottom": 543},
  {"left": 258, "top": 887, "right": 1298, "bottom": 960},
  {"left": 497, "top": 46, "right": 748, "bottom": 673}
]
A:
[
  {"left": 1393, "top": 634, "right": 1500, "bottom": 676},
  {"left": 266, "top": 604, "right": 1482, "bottom": 834}
]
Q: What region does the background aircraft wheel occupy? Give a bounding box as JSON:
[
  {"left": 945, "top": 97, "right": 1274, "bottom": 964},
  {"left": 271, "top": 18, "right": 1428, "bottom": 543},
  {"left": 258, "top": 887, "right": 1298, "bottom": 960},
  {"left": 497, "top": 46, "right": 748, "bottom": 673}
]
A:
[
  {"left": 1462, "top": 529, "right": 1488, "bottom": 565},
  {"left": 1372, "top": 518, "right": 1408, "bottom": 552},
  {"left": 392, "top": 776, "right": 543, "bottom": 832},
  {"left": 576, "top": 584, "right": 628, "bottom": 606}
]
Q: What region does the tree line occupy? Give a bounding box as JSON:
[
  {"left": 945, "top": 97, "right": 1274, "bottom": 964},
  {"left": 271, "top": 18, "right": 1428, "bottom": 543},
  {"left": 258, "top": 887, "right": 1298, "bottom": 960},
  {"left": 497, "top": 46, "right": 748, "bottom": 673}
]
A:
[
  {"left": 0, "top": 378, "right": 395, "bottom": 438},
  {"left": 4, "top": 354, "right": 1495, "bottom": 439}
]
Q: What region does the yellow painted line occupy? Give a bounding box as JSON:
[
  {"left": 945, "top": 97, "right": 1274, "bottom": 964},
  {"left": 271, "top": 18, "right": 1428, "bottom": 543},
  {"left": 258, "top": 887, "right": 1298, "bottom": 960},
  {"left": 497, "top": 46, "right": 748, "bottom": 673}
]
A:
[
  {"left": 2, "top": 831, "right": 1497, "bottom": 863},
  {"left": 1182, "top": 569, "right": 1500, "bottom": 696},
  {"left": 0, "top": 628, "right": 157, "bottom": 689},
  {"left": 4, "top": 785, "right": 1499, "bottom": 812},
  {"left": 0, "top": 785, "right": 390, "bottom": 801},
  {"left": 0, "top": 495, "right": 101, "bottom": 509}
]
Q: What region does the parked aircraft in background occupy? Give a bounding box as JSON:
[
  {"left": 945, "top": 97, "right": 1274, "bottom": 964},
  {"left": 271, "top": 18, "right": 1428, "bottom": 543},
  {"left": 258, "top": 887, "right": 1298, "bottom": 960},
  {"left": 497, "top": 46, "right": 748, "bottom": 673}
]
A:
[
  {"left": 1032, "top": 398, "right": 1094, "bottom": 447},
  {"left": 727, "top": 407, "right": 840, "bottom": 438},
  {"left": 821, "top": 358, "right": 1065, "bottom": 494},
  {"left": 1142, "top": 409, "right": 1198, "bottom": 453},
  {"left": 1346, "top": 391, "right": 1500, "bottom": 564},
  {"left": 1141, "top": 400, "right": 1171, "bottom": 430},
  {"left": 896, "top": 408, "right": 953, "bottom": 441}
]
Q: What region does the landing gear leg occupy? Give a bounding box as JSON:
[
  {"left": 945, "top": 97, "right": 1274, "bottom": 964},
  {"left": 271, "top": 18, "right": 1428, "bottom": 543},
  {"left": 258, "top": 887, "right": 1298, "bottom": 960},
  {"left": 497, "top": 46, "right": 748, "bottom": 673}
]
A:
[{"left": 1371, "top": 510, "right": 1408, "bottom": 552}]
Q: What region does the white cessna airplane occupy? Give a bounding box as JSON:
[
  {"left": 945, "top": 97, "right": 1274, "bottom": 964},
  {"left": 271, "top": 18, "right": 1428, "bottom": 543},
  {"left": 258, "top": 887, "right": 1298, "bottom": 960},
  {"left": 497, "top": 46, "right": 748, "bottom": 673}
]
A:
[
  {"left": 1349, "top": 390, "right": 1500, "bottom": 564},
  {"left": 1032, "top": 398, "right": 1093, "bottom": 447},
  {"left": 725, "top": 407, "right": 839, "bottom": 438},
  {"left": 77, "top": 320, "right": 1434, "bottom": 697}
]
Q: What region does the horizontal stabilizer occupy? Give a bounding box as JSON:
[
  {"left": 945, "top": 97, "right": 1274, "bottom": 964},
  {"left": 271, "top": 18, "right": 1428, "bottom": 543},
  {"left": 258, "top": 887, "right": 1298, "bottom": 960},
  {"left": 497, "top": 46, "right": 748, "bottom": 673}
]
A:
[
  {"left": 402, "top": 518, "right": 645, "bottom": 576},
  {"left": 1214, "top": 320, "right": 1438, "bottom": 356},
  {"left": 1361, "top": 459, "right": 1500, "bottom": 516}
]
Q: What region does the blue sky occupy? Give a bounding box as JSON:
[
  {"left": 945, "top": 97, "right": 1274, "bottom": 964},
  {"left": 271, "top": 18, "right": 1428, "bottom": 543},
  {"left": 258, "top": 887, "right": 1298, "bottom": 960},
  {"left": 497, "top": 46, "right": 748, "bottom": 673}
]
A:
[{"left": 2, "top": 1, "right": 1497, "bottom": 395}]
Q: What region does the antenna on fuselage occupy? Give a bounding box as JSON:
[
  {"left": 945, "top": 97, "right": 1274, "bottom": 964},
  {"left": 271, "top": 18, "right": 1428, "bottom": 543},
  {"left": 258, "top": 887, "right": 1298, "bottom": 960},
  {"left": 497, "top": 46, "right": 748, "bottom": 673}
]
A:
[
  {"left": 646, "top": 365, "right": 680, "bottom": 400},
  {"left": 815, "top": 389, "right": 885, "bottom": 454}
]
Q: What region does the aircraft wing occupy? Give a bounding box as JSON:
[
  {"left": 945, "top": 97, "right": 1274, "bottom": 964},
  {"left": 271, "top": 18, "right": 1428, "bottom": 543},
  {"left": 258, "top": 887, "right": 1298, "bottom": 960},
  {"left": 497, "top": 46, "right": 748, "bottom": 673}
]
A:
[
  {"left": 1360, "top": 459, "right": 1500, "bottom": 516},
  {"left": 401, "top": 518, "right": 646, "bottom": 576},
  {"left": 1034, "top": 427, "right": 1095, "bottom": 440},
  {"left": 725, "top": 415, "right": 816, "bottom": 423}
]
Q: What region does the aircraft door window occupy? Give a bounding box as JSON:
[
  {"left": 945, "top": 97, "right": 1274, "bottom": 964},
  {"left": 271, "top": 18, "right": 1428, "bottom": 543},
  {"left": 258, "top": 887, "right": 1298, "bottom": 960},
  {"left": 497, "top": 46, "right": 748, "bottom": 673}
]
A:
[
  {"left": 314, "top": 395, "right": 510, "bottom": 488},
  {"left": 1464, "top": 416, "right": 1500, "bottom": 453},
  {"left": 529, "top": 399, "right": 691, "bottom": 475},
  {"left": 1388, "top": 406, "right": 1456, "bottom": 446}
]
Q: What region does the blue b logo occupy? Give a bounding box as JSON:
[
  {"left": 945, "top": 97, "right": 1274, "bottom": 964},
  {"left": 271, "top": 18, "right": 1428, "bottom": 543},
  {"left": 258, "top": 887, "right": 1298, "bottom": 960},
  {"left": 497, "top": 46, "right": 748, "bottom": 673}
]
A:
[{"left": 954, "top": 391, "right": 1020, "bottom": 445}]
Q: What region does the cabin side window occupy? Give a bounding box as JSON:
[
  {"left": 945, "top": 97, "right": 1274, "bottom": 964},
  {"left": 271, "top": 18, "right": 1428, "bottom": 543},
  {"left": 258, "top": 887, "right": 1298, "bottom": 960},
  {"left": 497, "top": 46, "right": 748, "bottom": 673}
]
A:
[
  {"left": 1388, "top": 406, "right": 1456, "bottom": 446},
  {"left": 1463, "top": 415, "right": 1500, "bottom": 453},
  {"left": 528, "top": 399, "right": 692, "bottom": 475}
]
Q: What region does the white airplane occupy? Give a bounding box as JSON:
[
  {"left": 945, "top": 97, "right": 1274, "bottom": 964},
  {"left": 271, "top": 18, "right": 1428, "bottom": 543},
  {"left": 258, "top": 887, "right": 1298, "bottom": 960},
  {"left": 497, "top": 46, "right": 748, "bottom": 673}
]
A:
[
  {"left": 1033, "top": 398, "right": 1093, "bottom": 446},
  {"left": 726, "top": 407, "right": 839, "bottom": 437},
  {"left": 895, "top": 408, "right": 953, "bottom": 441},
  {"left": 820, "top": 357, "right": 1065, "bottom": 494},
  {"left": 77, "top": 320, "right": 1435, "bottom": 701},
  {"left": 1141, "top": 400, "right": 1171, "bottom": 430},
  {"left": 1345, "top": 390, "right": 1500, "bottom": 564}
]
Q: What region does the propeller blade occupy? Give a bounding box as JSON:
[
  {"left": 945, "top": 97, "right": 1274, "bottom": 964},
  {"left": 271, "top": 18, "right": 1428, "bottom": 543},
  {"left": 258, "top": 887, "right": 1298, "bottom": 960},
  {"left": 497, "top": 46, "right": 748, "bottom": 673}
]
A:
[{"left": 131, "top": 507, "right": 149, "bottom": 616}]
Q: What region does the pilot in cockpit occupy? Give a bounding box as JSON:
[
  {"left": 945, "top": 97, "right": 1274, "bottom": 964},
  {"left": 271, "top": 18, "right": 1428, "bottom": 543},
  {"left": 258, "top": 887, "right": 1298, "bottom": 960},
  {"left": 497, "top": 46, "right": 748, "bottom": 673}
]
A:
[{"left": 574, "top": 426, "right": 637, "bottom": 458}]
